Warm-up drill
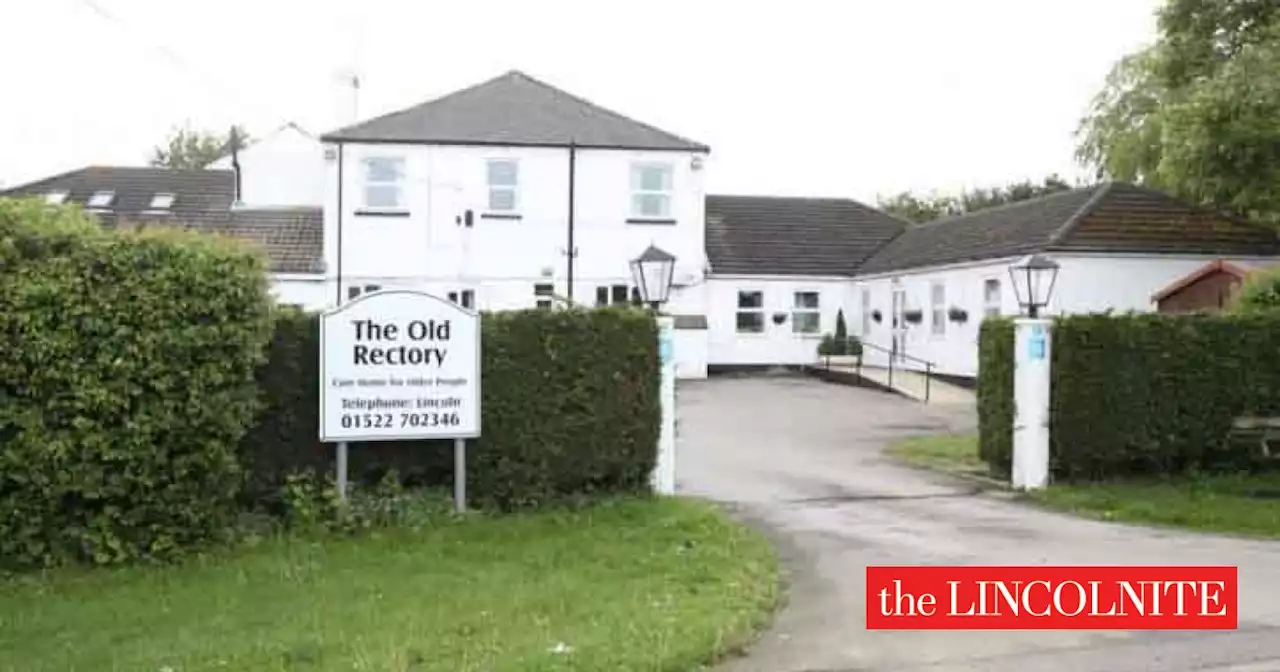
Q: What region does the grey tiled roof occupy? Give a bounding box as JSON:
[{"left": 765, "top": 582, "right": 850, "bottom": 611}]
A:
[
  {"left": 0, "top": 167, "right": 323, "bottom": 274},
  {"left": 857, "top": 183, "right": 1280, "bottom": 275},
  {"left": 322, "top": 70, "right": 709, "bottom": 152},
  {"left": 706, "top": 195, "right": 908, "bottom": 276}
]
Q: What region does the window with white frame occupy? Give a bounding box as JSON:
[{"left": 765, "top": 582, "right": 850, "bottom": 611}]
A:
[
  {"left": 983, "top": 279, "right": 1001, "bottom": 318},
  {"left": 361, "top": 157, "right": 405, "bottom": 210},
  {"left": 534, "top": 283, "right": 554, "bottom": 310},
  {"left": 87, "top": 190, "right": 115, "bottom": 209},
  {"left": 792, "top": 291, "right": 820, "bottom": 334},
  {"left": 447, "top": 290, "right": 475, "bottom": 309},
  {"left": 630, "top": 163, "right": 673, "bottom": 219},
  {"left": 930, "top": 282, "right": 946, "bottom": 336},
  {"left": 736, "top": 290, "right": 764, "bottom": 333},
  {"left": 595, "top": 284, "right": 632, "bottom": 307},
  {"left": 347, "top": 284, "right": 382, "bottom": 300},
  {"left": 148, "top": 192, "right": 176, "bottom": 210},
  {"left": 860, "top": 289, "right": 871, "bottom": 335},
  {"left": 487, "top": 159, "right": 518, "bottom": 212}
]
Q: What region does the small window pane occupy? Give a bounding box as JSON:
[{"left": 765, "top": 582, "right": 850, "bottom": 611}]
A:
[
  {"left": 611, "top": 285, "right": 629, "bottom": 304},
  {"left": 348, "top": 286, "right": 362, "bottom": 299},
  {"left": 794, "top": 292, "right": 819, "bottom": 309},
  {"left": 461, "top": 290, "right": 475, "bottom": 309},
  {"left": 793, "top": 313, "right": 821, "bottom": 334},
  {"left": 737, "top": 291, "right": 763, "bottom": 309},
  {"left": 87, "top": 190, "right": 114, "bottom": 208},
  {"left": 487, "top": 160, "right": 517, "bottom": 186},
  {"left": 365, "top": 185, "right": 401, "bottom": 209},
  {"left": 736, "top": 312, "right": 764, "bottom": 333},
  {"left": 931, "top": 283, "right": 945, "bottom": 305},
  {"left": 150, "top": 192, "right": 175, "bottom": 209},
  {"left": 365, "top": 158, "right": 403, "bottom": 182},
  {"left": 489, "top": 188, "right": 516, "bottom": 211},
  {"left": 637, "top": 166, "right": 669, "bottom": 191},
  {"left": 534, "top": 284, "right": 553, "bottom": 296},
  {"left": 595, "top": 286, "right": 609, "bottom": 306},
  {"left": 632, "top": 193, "right": 670, "bottom": 218}
]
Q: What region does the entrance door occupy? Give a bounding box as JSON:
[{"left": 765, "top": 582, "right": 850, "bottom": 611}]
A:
[{"left": 891, "top": 287, "right": 907, "bottom": 361}]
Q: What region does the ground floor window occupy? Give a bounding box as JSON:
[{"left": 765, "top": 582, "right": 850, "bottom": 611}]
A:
[
  {"left": 534, "top": 283, "right": 554, "bottom": 309},
  {"left": 736, "top": 290, "right": 764, "bottom": 333},
  {"left": 792, "top": 291, "right": 820, "bottom": 334},
  {"left": 983, "top": 278, "right": 1001, "bottom": 318},
  {"left": 930, "top": 282, "right": 946, "bottom": 336},
  {"left": 860, "top": 289, "right": 871, "bottom": 335},
  {"left": 347, "top": 284, "right": 381, "bottom": 300},
  {"left": 595, "top": 284, "right": 640, "bottom": 307},
  {"left": 447, "top": 289, "right": 475, "bottom": 309}
]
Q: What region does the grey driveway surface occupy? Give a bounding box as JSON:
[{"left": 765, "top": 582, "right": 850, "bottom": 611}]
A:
[{"left": 677, "top": 375, "right": 1280, "bottom": 672}]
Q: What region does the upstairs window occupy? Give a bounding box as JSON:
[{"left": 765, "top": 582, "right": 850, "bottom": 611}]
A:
[
  {"left": 736, "top": 290, "right": 764, "bottom": 333},
  {"left": 44, "top": 190, "right": 68, "bottom": 205},
  {"left": 361, "top": 157, "right": 405, "bottom": 210},
  {"left": 534, "top": 283, "right": 554, "bottom": 310},
  {"left": 148, "top": 192, "right": 175, "bottom": 210},
  {"left": 792, "top": 291, "right": 821, "bottom": 334},
  {"left": 486, "top": 159, "right": 518, "bottom": 212},
  {"left": 630, "top": 163, "right": 673, "bottom": 220},
  {"left": 87, "top": 190, "right": 115, "bottom": 209},
  {"left": 983, "top": 279, "right": 1001, "bottom": 318}
]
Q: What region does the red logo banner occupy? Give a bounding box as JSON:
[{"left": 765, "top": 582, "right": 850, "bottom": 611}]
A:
[{"left": 866, "top": 565, "right": 1237, "bottom": 630}]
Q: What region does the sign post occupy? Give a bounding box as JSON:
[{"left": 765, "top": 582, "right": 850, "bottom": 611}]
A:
[
  {"left": 320, "top": 290, "right": 481, "bottom": 512},
  {"left": 653, "top": 316, "right": 676, "bottom": 495}
]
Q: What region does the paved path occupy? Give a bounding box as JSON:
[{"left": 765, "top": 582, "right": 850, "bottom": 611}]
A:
[{"left": 676, "top": 375, "right": 1280, "bottom": 672}]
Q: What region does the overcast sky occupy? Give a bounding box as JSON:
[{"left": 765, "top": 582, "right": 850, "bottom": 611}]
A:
[{"left": 1, "top": 0, "right": 1160, "bottom": 203}]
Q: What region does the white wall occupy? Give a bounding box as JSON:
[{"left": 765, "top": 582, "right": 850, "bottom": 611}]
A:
[
  {"left": 673, "top": 328, "right": 708, "bottom": 379},
  {"left": 706, "top": 276, "right": 855, "bottom": 366},
  {"left": 1052, "top": 253, "right": 1280, "bottom": 314},
  {"left": 212, "top": 125, "right": 325, "bottom": 207},
  {"left": 323, "top": 142, "right": 707, "bottom": 317},
  {"left": 272, "top": 276, "right": 329, "bottom": 309}
]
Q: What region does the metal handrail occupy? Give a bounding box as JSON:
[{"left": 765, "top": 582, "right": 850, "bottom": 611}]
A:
[{"left": 817, "top": 339, "right": 936, "bottom": 402}]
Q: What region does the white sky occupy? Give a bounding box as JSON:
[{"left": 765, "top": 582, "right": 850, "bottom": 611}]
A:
[{"left": 1, "top": 0, "right": 1160, "bottom": 203}]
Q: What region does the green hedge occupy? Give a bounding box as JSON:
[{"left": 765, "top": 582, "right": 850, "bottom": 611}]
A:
[
  {"left": 976, "top": 318, "right": 1014, "bottom": 474},
  {"left": 0, "top": 199, "right": 274, "bottom": 568},
  {"left": 241, "top": 306, "right": 661, "bottom": 510},
  {"left": 977, "top": 313, "right": 1280, "bottom": 480}
]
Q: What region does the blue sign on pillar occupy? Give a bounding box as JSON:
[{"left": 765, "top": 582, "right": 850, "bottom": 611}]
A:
[
  {"left": 659, "top": 329, "right": 674, "bottom": 364},
  {"left": 1028, "top": 325, "right": 1046, "bottom": 361}
]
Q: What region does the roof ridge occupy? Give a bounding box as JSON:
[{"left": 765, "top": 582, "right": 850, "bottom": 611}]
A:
[
  {"left": 1044, "top": 181, "right": 1116, "bottom": 247},
  {"left": 907, "top": 183, "right": 1102, "bottom": 230},
  {"left": 320, "top": 70, "right": 516, "bottom": 140},
  {"left": 509, "top": 70, "right": 708, "bottom": 151}
]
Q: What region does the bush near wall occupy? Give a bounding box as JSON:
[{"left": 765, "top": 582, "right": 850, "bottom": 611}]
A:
[
  {"left": 240, "top": 306, "right": 661, "bottom": 510},
  {"left": 976, "top": 318, "right": 1015, "bottom": 474},
  {"left": 0, "top": 199, "right": 274, "bottom": 568},
  {"left": 977, "top": 313, "right": 1280, "bottom": 480}
]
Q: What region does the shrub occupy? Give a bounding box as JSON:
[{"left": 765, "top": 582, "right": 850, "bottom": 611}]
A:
[
  {"left": 976, "top": 318, "right": 1015, "bottom": 474},
  {"left": 817, "top": 333, "right": 863, "bottom": 357},
  {"left": 0, "top": 198, "right": 274, "bottom": 568},
  {"left": 1230, "top": 266, "right": 1280, "bottom": 313},
  {"left": 240, "top": 305, "right": 660, "bottom": 510},
  {"left": 977, "top": 313, "right": 1280, "bottom": 480},
  {"left": 835, "top": 309, "right": 848, "bottom": 341}
]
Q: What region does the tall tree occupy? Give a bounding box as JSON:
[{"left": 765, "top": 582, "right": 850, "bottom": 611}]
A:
[
  {"left": 150, "top": 124, "right": 250, "bottom": 170},
  {"left": 1076, "top": 0, "right": 1280, "bottom": 224},
  {"left": 878, "top": 175, "right": 1076, "bottom": 224}
]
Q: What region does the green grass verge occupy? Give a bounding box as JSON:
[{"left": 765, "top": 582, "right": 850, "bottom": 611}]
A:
[
  {"left": 0, "top": 497, "right": 779, "bottom": 672},
  {"left": 884, "top": 432, "right": 1280, "bottom": 539},
  {"left": 885, "top": 433, "right": 989, "bottom": 479}
]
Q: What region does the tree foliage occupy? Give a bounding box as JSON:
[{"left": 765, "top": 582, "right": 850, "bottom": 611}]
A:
[
  {"left": 1230, "top": 265, "right": 1280, "bottom": 313},
  {"left": 878, "top": 175, "right": 1076, "bottom": 224},
  {"left": 150, "top": 124, "right": 250, "bottom": 170},
  {"left": 1076, "top": 0, "right": 1280, "bottom": 224}
]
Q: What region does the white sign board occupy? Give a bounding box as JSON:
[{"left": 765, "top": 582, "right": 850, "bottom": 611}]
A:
[{"left": 319, "top": 290, "right": 481, "bottom": 442}]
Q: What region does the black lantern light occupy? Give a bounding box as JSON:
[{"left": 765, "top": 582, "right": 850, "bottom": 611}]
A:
[
  {"left": 629, "top": 245, "right": 677, "bottom": 310},
  {"left": 1008, "top": 254, "right": 1060, "bottom": 318}
]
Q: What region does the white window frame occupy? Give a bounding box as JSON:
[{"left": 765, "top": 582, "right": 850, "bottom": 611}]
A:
[
  {"left": 447, "top": 289, "right": 475, "bottom": 310},
  {"left": 87, "top": 190, "right": 115, "bottom": 209},
  {"left": 930, "top": 281, "right": 946, "bottom": 337},
  {"left": 792, "top": 291, "right": 821, "bottom": 335},
  {"left": 595, "top": 284, "right": 632, "bottom": 307},
  {"left": 347, "top": 284, "right": 382, "bottom": 300},
  {"left": 486, "top": 159, "right": 519, "bottom": 213},
  {"left": 148, "top": 192, "right": 176, "bottom": 210},
  {"left": 983, "top": 278, "right": 1002, "bottom": 319},
  {"left": 534, "top": 283, "right": 555, "bottom": 310},
  {"left": 736, "top": 290, "right": 765, "bottom": 334},
  {"left": 360, "top": 157, "right": 406, "bottom": 211},
  {"left": 860, "top": 288, "right": 872, "bottom": 336},
  {"left": 630, "top": 162, "right": 673, "bottom": 220}
]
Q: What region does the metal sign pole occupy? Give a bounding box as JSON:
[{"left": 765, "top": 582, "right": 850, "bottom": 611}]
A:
[
  {"left": 337, "top": 441, "right": 349, "bottom": 503},
  {"left": 454, "top": 438, "right": 467, "bottom": 513}
]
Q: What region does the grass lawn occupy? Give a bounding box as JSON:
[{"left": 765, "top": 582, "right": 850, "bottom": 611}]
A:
[
  {"left": 0, "top": 497, "right": 779, "bottom": 672},
  {"left": 884, "top": 432, "right": 1280, "bottom": 539}
]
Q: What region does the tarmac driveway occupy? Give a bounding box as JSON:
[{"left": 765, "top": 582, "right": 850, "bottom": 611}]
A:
[{"left": 677, "top": 375, "right": 1280, "bottom": 672}]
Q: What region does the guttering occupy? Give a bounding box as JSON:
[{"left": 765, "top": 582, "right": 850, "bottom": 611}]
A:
[{"left": 320, "top": 136, "right": 710, "bottom": 153}]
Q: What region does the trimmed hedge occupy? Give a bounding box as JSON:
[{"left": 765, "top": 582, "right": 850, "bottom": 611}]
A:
[
  {"left": 241, "top": 306, "right": 661, "bottom": 510},
  {"left": 977, "top": 313, "right": 1280, "bottom": 480},
  {"left": 0, "top": 199, "right": 274, "bottom": 567}
]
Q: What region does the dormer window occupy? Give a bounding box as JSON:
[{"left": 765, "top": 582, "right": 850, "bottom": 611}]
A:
[
  {"left": 44, "top": 190, "right": 69, "bottom": 205},
  {"left": 87, "top": 190, "right": 115, "bottom": 209},
  {"left": 149, "top": 193, "right": 176, "bottom": 210}
]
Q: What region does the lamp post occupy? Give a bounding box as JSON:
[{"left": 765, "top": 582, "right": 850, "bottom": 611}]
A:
[
  {"left": 1007, "top": 254, "right": 1060, "bottom": 491},
  {"left": 630, "top": 245, "right": 678, "bottom": 496}
]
